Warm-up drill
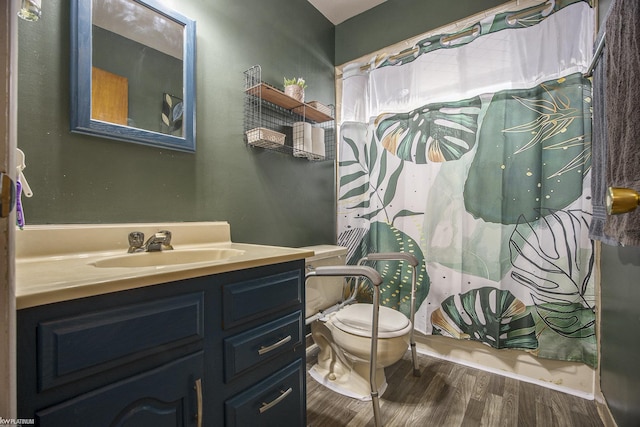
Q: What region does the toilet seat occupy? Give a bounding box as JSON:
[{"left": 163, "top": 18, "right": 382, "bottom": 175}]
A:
[{"left": 333, "top": 303, "right": 411, "bottom": 338}]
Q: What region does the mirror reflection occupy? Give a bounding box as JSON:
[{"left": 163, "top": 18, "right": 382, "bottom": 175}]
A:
[
  {"left": 91, "top": 0, "right": 184, "bottom": 136},
  {"left": 70, "top": 0, "right": 196, "bottom": 152}
]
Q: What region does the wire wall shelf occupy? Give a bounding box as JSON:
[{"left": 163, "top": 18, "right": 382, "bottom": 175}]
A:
[{"left": 243, "top": 65, "right": 335, "bottom": 161}]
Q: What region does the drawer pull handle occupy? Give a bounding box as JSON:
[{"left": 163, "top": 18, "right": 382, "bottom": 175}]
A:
[
  {"left": 259, "top": 387, "right": 293, "bottom": 414},
  {"left": 258, "top": 335, "right": 292, "bottom": 355},
  {"left": 194, "top": 378, "right": 203, "bottom": 427}
]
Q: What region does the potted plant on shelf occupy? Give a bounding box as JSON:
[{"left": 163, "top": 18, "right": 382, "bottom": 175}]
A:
[{"left": 284, "top": 77, "right": 307, "bottom": 102}]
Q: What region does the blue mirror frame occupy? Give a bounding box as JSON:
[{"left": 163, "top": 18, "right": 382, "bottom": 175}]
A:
[{"left": 70, "top": 0, "right": 196, "bottom": 152}]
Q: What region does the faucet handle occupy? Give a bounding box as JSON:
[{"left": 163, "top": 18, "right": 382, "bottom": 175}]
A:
[
  {"left": 158, "top": 230, "right": 172, "bottom": 243},
  {"left": 158, "top": 230, "right": 174, "bottom": 250},
  {"left": 128, "top": 231, "right": 145, "bottom": 253}
]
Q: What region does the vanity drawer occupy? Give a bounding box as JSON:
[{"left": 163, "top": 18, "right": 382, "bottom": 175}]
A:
[
  {"left": 224, "top": 311, "right": 302, "bottom": 382},
  {"left": 222, "top": 269, "right": 302, "bottom": 329},
  {"left": 225, "top": 359, "right": 305, "bottom": 427},
  {"left": 37, "top": 292, "right": 204, "bottom": 391}
]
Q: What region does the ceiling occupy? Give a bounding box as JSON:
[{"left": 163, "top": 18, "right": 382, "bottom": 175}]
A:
[{"left": 307, "top": 0, "right": 387, "bottom": 25}]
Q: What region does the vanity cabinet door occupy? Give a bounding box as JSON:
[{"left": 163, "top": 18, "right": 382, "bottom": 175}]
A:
[
  {"left": 37, "top": 292, "right": 205, "bottom": 391},
  {"left": 36, "top": 352, "right": 204, "bottom": 427}
]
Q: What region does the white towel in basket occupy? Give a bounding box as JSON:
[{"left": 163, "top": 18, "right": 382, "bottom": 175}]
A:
[
  {"left": 293, "top": 122, "right": 312, "bottom": 157},
  {"left": 312, "top": 127, "right": 325, "bottom": 159}
]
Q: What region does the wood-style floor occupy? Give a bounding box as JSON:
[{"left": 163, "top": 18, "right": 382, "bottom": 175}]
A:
[{"left": 306, "top": 348, "right": 604, "bottom": 427}]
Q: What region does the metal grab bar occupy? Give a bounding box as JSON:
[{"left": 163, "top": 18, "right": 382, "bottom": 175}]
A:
[
  {"left": 307, "top": 255, "right": 421, "bottom": 427},
  {"left": 306, "top": 265, "right": 382, "bottom": 284},
  {"left": 357, "top": 252, "right": 421, "bottom": 427},
  {"left": 306, "top": 266, "right": 384, "bottom": 426},
  {"left": 585, "top": 31, "right": 606, "bottom": 77},
  {"left": 358, "top": 252, "right": 421, "bottom": 377}
]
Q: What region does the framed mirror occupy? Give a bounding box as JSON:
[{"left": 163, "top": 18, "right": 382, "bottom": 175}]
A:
[{"left": 70, "top": 0, "right": 196, "bottom": 152}]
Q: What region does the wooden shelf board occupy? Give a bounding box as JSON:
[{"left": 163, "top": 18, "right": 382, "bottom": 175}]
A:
[{"left": 246, "top": 83, "right": 333, "bottom": 123}]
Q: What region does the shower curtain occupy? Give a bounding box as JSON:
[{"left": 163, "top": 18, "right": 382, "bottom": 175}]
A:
[{"left": 338, "top": 0, "right": 596, "bottom": 366}]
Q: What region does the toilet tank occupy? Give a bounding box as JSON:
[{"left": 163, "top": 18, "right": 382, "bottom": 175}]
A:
[{"left": 302, "top": 245, "right": 348, "bottom": 318}]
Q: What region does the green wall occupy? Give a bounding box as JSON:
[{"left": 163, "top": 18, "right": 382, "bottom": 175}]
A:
[
  {"left": 335, "top": 0, "right": 508, "bottom": 65},
  {"left": 600, "top": 244, "right": 640, "bottom": 427},
  {"left": 17, "top": 0, "right": 336, "bottom": 247}
]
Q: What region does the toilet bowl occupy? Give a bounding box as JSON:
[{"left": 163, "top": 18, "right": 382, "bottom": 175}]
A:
[{"left": 303, "top": 245, "right": 413, "bottom": 401}]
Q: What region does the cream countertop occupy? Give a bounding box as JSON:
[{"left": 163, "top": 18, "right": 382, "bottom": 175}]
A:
[{"left": 15, "top": 222, "right": 314, "bottom": 309}]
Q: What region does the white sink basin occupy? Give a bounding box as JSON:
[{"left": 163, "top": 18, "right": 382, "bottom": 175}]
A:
[{"left": 92, "top": 248, "right": 245, "bottom": 268}]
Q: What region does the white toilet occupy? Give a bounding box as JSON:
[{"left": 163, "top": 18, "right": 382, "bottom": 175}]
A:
[{"left": 303, "top": 245, "right": 413, "bottom": 401}]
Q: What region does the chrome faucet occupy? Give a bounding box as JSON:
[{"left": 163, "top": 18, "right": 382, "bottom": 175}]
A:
[{"left": 128, "top": 230, "right": 174, "bottom": 253}]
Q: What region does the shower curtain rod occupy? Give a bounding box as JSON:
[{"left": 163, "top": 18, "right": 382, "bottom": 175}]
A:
[
  {"left": 585, "top": 32, "right": 606, "bottom": 77},
  {"left": 358, "top": 26, "right": 480, "bottom": 70},
  {"left": 352, "top": 1, "right": 551, "bottom": 74},
  {"left": 355, "top": 26, "right": 478, "bottom": 72}
]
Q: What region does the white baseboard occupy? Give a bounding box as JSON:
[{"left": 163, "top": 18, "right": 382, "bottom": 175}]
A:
[{"left": 414, "top": 335, "right": 596, "bottom": 400}]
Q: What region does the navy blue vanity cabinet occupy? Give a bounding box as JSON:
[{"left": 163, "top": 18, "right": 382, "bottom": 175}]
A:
[{"left": 17, "top": 259, "right": 307, "bottom": 427}]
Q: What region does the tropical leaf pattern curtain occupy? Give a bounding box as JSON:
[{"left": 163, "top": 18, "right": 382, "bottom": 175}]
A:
[{"left": 338, "top": 0, "right": 596, "bottom": 366}]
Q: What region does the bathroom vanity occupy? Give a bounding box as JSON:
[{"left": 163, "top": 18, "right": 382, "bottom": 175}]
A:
[{"left": 15, "top": 222, "right": 312, "bottom": 427}]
